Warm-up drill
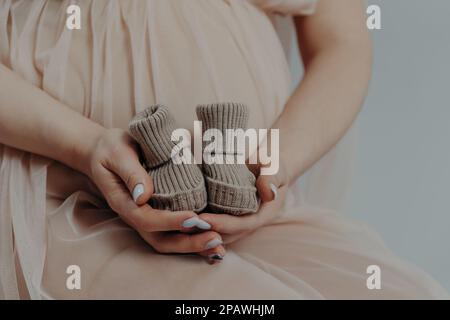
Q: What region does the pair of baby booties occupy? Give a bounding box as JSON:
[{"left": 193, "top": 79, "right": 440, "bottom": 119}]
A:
[{"left": 128, "top": 103, "right": 259, "bottom": 215}]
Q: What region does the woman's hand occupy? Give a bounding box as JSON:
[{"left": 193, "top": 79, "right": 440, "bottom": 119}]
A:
[
  {"left": 199, "top": 163, "right": 290, "bottom": 244},
  {"left": 85, "top": 128, "right": 226, "bottom": 263}
]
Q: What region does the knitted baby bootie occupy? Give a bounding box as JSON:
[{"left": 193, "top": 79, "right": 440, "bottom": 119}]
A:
[
  {"left": 196, "top": 102, "right": 259, "bottom": 215},
  {"left": 129, "top": 105, "right": 207, "bottom": 212}
]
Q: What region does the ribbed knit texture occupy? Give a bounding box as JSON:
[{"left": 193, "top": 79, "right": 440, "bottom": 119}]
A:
[
  {"left": 196, "top": 103, "right": 259, "bottom": 215},
  {"left": 196, "top": 102, "right": 249, "bottom": 132},
  {"left": 129, "top": 105, "right": 178, "bottom": 167},
  {"left": 129, "top": 105, "right": 207, "bottom": 212}
]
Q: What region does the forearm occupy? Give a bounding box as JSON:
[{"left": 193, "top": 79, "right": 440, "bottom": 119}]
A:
[
  {"left": 274, "top": 37, "right": 372, "bottom": 181},
  {"left": 269, "top": 0, "right": 372, "bottom": 182},
  {"left": 0, "top": 64, "right": 104, "bottom": 175}
]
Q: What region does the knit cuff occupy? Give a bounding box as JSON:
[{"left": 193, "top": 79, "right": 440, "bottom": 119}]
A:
[
  {"left": 129, "top": 105, "right": 178, "bottom": 168},
  {"left": 196, "top": 102, "right": 249, "bottom": 131},
  {"left": 205, "top": 176, "right": 259, "bottom": 215},
  {"left": 150, "top": 180, "right": 208, "bottom": 213}
]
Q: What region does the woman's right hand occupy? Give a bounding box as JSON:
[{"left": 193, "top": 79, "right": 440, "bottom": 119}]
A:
[
  {"left": 0, "top": 65, "right": 225, "bottom": 261},
  {"left": 84, "top": 128, "right": 225, "bottom": 263}
]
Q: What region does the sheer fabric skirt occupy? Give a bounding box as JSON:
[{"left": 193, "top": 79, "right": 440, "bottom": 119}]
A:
[{"left": 0, "top": 0, "right": 447, "bottom": 299}]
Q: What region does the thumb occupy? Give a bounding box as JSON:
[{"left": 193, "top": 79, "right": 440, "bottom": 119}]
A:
[
  {"left": 256, "top": 174, "right": 280, "bottom": 203},
  {"left": 107, "top": 154, "right": 154, "bottom": 206}
]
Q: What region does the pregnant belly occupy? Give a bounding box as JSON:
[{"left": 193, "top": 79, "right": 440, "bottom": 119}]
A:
[{"left": 7, "top": 0, "right": 291, "bottom": 131}]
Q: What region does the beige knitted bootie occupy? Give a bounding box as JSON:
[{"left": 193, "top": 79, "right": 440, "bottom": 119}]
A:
[
  {"left": 129, "top": 105, "right": 207, "bottom": 212},
  {"left": 196, "top": 102, "right": 259, "bottom": 215}
]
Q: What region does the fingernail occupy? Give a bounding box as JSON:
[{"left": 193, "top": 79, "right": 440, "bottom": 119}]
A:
[
  {"left": 269, "top": 183, "right": 278, "bottom": 200},
  {"left": 205, "top": 238, "right": 222, "bottom": 250},
  {"left": 195, "top": 219, "right": 211, "bottom": 230},
  {"left": 208, "top": 254, "right": 223, "bottom": 261},
  {"left": 182, "top": 217, "right": 199, "bottom": 228},
  {"left": 132, "top": 184, "right": 145, "bottom": 203}
]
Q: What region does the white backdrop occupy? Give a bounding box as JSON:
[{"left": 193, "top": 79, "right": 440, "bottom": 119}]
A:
[
  {"left": 288, "top": 0, "right": 450, "bottom": 292},
  {"left": 347, "top": 0, "right": 450, "bottom": 291}
]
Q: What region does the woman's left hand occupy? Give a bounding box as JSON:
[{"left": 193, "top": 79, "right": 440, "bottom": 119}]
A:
[{"left": 198, "top": 164, "right": 290, "bottom": 244}]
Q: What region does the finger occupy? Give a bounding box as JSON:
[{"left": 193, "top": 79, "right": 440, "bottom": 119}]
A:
[
  {"left": 198, "top": 212, "right": 260, "bottom": 235},
  {"left": 105, "top": 151, "right": 153, "bottom": 205},
  {"left": 198, "top": 245, "right": 226, "bottom": 265},
  {"left": 150, "top": 231, "right": 223, "bottom": 254},
  {"left": 246, "top": 162, "right": 260, "bottom": 177},
  {"left": 250, "top": 185, "right": 288, "bottom": 226},
  {"left": 256, "top": 174, "right": 280, "bottom": 203},
  {"left": 93, "top": 165, "right": 205, "bottom": 232},
  {"left": 93, "top": 164, "right": 139, "bottom": 216},
  {"left": 129, "top": 207, "right": 209, "bottom": 233}
]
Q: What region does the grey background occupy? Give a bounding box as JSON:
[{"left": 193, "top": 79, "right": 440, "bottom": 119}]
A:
[{"left": 348, "top": 0, "right": 450, "bottom": 291}]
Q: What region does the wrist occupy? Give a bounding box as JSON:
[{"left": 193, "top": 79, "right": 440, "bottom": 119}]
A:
[
  {"left": 278, "top": 153, "right": 294, "bottom": 185},
  {"left": 65, "top": 122, "right": 106, "bottom": 177}
]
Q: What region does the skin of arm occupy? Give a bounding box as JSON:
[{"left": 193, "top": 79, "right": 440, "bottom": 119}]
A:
[
  {"left": 200, "top": 0, "right": 373, "bottom": 242},
  {"left": 276, "top": 0, "right": 373, "bottom": 182},
  {"left": 0, "top": 63, "right": 104, "bottom": 175}
]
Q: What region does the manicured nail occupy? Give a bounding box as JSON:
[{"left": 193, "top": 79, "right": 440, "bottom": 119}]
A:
[
  {"left": 195, "top": 219, "right": 211, "bottom": 230},
  {"left": 182, "top": 217, "right": 199, "bottom": 228},
  {"left": 205, "top": 238, "right": 223, "bottom": 250},
  {"left": 269, "top": 183, "right": 278, "bottom": 200},
  {"left": 132, "top": 184, "right": 145, "bottom": 203},
  {"left": 208, "top": 254, "right": 223, "bottom": 261}
]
